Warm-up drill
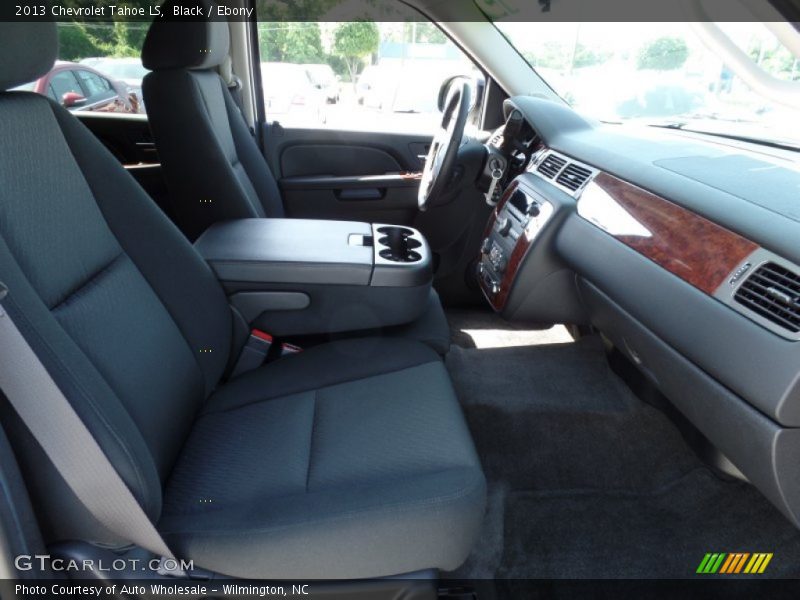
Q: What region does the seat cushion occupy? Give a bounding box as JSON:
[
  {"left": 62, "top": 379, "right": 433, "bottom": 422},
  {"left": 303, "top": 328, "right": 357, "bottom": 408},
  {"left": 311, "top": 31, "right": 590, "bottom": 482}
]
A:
[
  {"left": 386, "top": 288, "right": 452, "bottom": 355},
  {"left": 324, "top": 288, "right": 452, "bottom": 356},
  {"left": 159, "top": 338, "right": 486, "bottom": 579}
]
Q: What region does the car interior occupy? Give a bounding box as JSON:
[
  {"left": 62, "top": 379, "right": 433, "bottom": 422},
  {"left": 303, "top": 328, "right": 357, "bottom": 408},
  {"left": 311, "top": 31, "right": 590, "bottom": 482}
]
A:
[{"left": 1, "top": 0, "right": 800, "bottom": 597}]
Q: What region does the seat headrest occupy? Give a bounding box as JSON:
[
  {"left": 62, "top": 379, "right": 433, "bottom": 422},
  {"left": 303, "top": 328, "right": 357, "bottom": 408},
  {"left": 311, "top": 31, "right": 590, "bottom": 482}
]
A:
[
  {"left": 0, "top": 22, "right": 58, "bottom": 91},
  {"left": 142, "top": 0, "right": 230, "bottom": 71}
]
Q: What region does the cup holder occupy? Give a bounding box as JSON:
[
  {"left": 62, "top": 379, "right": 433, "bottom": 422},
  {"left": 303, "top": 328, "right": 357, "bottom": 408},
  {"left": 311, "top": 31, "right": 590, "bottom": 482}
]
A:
[{"left": 376, "top": 226, "right": 422, "bottom": 263}]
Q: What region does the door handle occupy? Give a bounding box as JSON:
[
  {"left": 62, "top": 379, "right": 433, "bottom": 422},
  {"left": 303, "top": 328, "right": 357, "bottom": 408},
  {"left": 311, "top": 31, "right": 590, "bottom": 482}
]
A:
[{"left": 336, "top": 188, "right": 383, "bottom": 201}]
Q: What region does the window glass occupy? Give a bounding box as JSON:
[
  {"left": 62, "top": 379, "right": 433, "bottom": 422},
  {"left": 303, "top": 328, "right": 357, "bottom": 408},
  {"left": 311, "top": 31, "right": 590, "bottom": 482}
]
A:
[
  {"left": 87, "top": 58, "right": 150, "bottom": 83},
  {"left": 48, "top": 70, "right": 83, "bottom": 101},
  {"left": 257, "top": 21, "right": 481, "bottom": 131},
  {"left": 8, "top": 22, "right": 152, "bottom": 114},
  {"left": 10, "top": 82, "right": 36, "bottom": 92},
  {"left": 76, "top": 70, "right": 112, "bottom": 99}
]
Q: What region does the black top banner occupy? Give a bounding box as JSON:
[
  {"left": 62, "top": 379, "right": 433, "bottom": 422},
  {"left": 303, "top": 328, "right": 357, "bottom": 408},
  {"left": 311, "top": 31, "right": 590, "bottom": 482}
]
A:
[{"left": 3, "top": 0, "right": 800, "bottom": 22}]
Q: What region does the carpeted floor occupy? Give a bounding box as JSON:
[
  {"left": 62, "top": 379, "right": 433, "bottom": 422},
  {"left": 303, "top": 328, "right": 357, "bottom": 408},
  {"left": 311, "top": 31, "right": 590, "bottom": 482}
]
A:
[{"left": 445, "top": 310, "right": 800, "bottom": 579}]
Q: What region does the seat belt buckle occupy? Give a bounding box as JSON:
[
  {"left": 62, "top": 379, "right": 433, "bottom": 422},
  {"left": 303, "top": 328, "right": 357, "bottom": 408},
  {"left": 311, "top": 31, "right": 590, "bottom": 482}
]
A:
[{"left": 230, "top": 329, "right": 273, "bottom": 379}]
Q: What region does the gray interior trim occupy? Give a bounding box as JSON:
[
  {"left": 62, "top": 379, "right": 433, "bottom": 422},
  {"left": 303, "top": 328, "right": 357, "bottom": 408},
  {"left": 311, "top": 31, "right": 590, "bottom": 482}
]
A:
[
  {"left": 579, "top": 280, "right": 800, "bottom": 527},
  {"left": 230, "top": 292, "right": 311, "bottom": 322},
  {"left": 527, "top": 149, "right": 598, "bottom": 199},
  {"left": 714, "top": 248, "right": 800, "bottom": 342},
  {"left": 557, "top": 214, "right": 800, "bottom": 426},
  {"left": 195, "top": 219, "right": 373, "bottom": 286}
]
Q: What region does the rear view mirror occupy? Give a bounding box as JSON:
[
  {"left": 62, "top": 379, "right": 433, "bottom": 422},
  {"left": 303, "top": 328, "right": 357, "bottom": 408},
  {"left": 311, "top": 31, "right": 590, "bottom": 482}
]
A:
[{"left": 62, "top": 92, "right": 86, "bottom": 108}]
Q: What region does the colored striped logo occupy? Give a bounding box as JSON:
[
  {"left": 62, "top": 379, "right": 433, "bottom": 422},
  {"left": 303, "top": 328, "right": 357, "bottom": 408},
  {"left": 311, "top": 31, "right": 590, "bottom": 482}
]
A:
[{"left": 696, "top": 553, "right": 773, "bottom": 574}]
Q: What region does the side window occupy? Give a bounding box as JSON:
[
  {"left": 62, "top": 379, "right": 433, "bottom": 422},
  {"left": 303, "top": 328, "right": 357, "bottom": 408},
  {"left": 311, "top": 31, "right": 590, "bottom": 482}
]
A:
[
  {"left": 48, "top": 70, "right": 83, "bottom": 102},
  {"left": 257, "top": 21, "right": 480, "bottom": 131},
  {"left": 75, "top": 70, "right": 112, "bottom": 100},
  {"left": 51, "top": 22, "right": 148, "bottom": 114}
]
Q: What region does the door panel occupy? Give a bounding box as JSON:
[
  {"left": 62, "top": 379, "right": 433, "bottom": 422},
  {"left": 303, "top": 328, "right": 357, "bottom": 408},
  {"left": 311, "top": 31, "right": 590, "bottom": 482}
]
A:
[
  {"left": 265, "top": 125, "right": 431, "bottom": 224},
  {"left": 280, "top": 144, "right": 407, "bottom": 177},
  {"left": 263, "top": 123, "right": 491, "bottom": 305}
]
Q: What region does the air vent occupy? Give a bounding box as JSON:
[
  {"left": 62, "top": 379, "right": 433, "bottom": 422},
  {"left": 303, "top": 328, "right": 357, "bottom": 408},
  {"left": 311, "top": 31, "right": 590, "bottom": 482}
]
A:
[
  {"left": 557, "top": 163, "right": 593, "bottom": 191},
  {"left": 735, "top": 263, "right": 800, "bottom": 333},
  {"left": 537, "top": 153, "right": 567, "bottom": 179}
]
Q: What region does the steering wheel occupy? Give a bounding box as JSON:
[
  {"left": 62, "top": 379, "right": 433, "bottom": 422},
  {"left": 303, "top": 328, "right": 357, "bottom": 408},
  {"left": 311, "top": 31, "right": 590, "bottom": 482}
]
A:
[{"left": 418, "top": 80, "right": 472, "bottom": 211}]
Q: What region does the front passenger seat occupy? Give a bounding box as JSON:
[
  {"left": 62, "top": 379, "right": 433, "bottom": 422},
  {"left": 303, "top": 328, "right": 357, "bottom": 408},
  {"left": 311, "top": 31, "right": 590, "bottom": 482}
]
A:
[
  {"left": 0, "top": 21, "right": 486, "bottom": 580},
  {"left": 142, "top": 4, "right": 284, "bottom": 240}
]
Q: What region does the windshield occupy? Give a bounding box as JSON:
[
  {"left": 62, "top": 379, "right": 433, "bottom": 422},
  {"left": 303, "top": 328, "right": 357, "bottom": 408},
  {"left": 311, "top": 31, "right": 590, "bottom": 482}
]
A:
[{"left": 494, "top": 22, "right": 800, "bottom": 147}]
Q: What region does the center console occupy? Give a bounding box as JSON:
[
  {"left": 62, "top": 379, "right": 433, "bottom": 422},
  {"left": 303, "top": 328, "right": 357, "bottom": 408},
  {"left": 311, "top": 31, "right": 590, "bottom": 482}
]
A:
[
  {"left": 195, "top": 219, "right": 433, "bottom": 336},
  {"left": 478, "top": 178, "right": 560, "bottom": 316}
]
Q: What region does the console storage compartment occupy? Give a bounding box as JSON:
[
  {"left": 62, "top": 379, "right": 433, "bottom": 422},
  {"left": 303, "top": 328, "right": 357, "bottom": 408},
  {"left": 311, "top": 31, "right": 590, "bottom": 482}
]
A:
[{"left": 195, "top": 219, "right": 433, "bottom": 336}]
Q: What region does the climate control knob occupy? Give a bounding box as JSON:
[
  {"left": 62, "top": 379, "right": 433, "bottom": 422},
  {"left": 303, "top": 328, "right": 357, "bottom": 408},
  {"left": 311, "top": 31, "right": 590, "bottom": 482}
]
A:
[{"left": 527, "top": 202, "right": 541, "bottom": 217}]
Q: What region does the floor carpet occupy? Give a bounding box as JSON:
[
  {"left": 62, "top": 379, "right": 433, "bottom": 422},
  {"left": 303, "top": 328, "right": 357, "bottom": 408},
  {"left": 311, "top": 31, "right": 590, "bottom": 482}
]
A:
[{"left": 444, "top": 310, "right": 800, "bottom": 579}]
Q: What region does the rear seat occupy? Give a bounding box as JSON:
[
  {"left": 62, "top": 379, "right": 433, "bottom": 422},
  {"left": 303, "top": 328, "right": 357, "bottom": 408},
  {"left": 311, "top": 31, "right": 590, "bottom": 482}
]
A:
[{"left": 0, "top": 21, "right": 485, "bottom": 579}]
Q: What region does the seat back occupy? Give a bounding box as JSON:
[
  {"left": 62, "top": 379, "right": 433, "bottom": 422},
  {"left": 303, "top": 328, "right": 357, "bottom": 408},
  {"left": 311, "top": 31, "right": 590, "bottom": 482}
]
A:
[
  {"left": 0, "top": 21, "right": 232, "bottom": 546},
  {"left": 142, "top": 2, "right": 284, "bottom": 240}
]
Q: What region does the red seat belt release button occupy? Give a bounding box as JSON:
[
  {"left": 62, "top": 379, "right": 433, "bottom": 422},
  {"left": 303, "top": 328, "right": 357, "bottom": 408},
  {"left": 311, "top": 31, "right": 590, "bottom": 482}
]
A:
[{"left": 251, "top": 329, "right": 274, "bottom": 344}]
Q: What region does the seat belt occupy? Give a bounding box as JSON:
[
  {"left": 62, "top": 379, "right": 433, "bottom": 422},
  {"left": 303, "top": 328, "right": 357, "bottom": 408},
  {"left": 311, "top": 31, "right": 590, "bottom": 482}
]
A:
[
  {"left": 221, "top": 55, "right": 255, "bottom": 137},
  {"left": 227, "top": 75, "right": 247, "bottom": 117},
  {"left": 0, "top": 282, "right": 181, "bottom": 572}
]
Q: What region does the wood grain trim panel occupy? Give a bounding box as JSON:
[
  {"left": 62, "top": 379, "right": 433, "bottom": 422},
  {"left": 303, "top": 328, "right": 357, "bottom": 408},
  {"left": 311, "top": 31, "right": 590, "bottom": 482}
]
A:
[
  {"left": 482, "top": 181, "right": 520, "bottom": 311},
  {"left": 494, "top": 219, "right": 533, "bottom": 311},
  {"left": 581, "top": 172, "right": 759, "bottom": 295}
]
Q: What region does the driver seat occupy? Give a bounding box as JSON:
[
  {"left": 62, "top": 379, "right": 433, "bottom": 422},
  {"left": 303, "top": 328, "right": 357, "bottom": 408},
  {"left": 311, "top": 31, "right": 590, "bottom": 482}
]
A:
[
  {"left": 142, "top": 3, "right": 451, "bottom": 355},
  {"left": 142, "top": 3, "right": 283, "bottom": 241}
]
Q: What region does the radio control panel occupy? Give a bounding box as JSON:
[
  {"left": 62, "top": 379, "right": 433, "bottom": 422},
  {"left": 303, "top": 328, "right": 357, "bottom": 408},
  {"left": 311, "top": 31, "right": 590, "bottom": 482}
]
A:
[{"left": 479, "top": 183, "right": 554, "bottom": 310}]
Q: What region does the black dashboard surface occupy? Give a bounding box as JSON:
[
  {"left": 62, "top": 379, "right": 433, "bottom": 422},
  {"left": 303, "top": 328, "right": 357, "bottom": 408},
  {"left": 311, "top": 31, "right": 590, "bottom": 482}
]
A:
[{"left": 506, "top": 96, "right": 800, "bottom": 266}]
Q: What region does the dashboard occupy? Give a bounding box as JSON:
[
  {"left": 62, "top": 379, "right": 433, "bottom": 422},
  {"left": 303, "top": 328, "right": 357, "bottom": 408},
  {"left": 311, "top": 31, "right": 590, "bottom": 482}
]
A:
[{"left": 478, "top": 96, "right": 800, "bottom": 527}]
